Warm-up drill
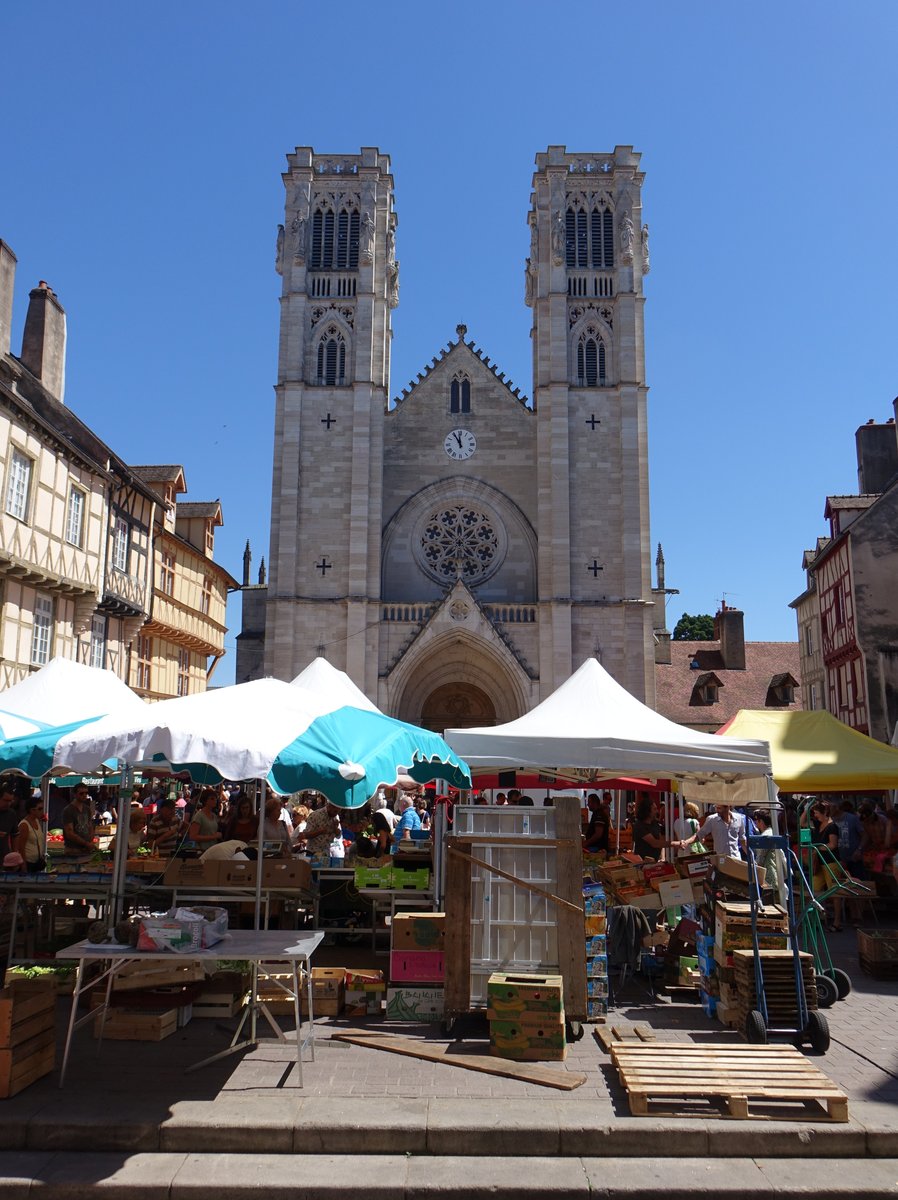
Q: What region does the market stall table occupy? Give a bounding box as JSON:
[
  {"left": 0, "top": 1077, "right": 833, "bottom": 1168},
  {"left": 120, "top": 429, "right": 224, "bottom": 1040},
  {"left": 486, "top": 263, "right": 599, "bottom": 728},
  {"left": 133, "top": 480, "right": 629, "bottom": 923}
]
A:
[{"left": 56, "top": 929, "right": 324, "bottom": 1087}]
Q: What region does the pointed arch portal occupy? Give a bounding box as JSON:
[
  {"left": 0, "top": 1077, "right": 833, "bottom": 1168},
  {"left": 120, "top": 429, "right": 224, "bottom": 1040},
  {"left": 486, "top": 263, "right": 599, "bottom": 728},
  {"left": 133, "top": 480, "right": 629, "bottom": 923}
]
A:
[{"left": 420, "top": 682, "right": 496, "bottom": 733}]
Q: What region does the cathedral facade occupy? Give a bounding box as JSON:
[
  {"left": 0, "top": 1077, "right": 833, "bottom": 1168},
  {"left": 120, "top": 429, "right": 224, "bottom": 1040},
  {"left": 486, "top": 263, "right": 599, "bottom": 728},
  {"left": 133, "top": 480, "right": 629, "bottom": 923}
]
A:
[{"left": 237, "top": 145, "right": 655, "bottom": 727}]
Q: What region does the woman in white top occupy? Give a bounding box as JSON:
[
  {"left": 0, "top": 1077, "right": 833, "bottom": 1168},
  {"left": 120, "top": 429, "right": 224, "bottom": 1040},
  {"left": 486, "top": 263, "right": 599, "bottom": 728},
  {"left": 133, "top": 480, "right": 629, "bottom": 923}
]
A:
[
  {"left": 16, "top": 797, "right": 46, "bottom": 874},
  {"left": 672, "top": 802, "right": 703, "bottom": 857}
]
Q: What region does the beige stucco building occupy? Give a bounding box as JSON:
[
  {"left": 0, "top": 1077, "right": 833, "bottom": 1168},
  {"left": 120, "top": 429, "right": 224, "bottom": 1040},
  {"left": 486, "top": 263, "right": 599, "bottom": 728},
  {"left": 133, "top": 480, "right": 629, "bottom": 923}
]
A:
[
  {"left": 131, "top": 467, "right": 238, "bottom": 700},
  {"left": 0, "top": 243, "right": 156, "bottom": 691},
  {"left": 0, "top": 238, "right": 236, "bottom": 700},
  {"left": 240, "top": 146, "right": 655, "bottom": 726}
]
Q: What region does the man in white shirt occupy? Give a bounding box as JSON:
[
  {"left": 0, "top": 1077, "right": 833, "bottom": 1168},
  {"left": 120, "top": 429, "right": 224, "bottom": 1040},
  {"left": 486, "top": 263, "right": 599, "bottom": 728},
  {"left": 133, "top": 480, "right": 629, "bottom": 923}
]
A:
[{"left": 677, "top": 804, "right": 746, "bottom": 858}]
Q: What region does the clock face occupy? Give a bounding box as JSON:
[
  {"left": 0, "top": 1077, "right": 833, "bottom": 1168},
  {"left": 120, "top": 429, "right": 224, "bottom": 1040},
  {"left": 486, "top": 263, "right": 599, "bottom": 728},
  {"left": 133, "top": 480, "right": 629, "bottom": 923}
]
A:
[{"left": 444, "top": 428, "right": 477, "bottom": 460}]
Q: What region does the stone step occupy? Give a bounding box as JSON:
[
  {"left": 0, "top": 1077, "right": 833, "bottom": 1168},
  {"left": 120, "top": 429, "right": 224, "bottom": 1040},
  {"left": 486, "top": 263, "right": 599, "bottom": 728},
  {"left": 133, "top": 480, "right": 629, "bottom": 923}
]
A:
[
  {"left": 0, "top": 1153, "right": 897, "bottom": 1199},
  {"left": 1, "top": 1096, "right": 895, "bottom": 1159}
]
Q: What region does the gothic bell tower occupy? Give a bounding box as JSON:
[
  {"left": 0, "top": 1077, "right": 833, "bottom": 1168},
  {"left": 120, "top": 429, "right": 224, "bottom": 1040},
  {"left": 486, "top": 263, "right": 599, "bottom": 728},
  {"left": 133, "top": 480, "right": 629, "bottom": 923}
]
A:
[
  {"left": 265, "top": 147, "right": 396, "bottom": 691},
  {"left": 527, "top": 146, "right": 654, "bottom": 703}
]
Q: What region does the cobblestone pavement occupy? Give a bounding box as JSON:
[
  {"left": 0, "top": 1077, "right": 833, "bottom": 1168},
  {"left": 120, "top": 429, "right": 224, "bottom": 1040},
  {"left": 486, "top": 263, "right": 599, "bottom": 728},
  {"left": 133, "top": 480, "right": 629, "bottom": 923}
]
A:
[{"left": 19, "top": 921, "right": 893, "bottom": 1118}]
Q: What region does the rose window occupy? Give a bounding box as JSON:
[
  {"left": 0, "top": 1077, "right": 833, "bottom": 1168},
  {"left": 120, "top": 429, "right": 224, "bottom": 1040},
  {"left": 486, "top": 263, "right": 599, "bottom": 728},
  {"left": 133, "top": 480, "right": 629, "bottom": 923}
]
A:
[{"left": 419, "top": 505, "right": 500, "bottom": 584}]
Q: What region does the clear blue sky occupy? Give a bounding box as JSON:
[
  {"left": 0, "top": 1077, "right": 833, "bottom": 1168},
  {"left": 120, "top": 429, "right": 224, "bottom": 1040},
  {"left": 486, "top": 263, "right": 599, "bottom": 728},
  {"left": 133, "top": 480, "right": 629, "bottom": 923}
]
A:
[{"left": 3, "top": 2, "right": 897, "bottom": 682}]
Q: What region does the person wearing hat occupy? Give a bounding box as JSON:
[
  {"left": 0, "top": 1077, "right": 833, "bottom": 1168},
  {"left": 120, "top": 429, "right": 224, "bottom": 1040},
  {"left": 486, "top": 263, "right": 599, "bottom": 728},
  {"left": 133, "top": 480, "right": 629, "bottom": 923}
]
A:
[
  {"left": 2, "top": 852, "right": 25, "bottom": 875},
  {"left": 146, "top": 797, "right": 182, "bottom": 856}
]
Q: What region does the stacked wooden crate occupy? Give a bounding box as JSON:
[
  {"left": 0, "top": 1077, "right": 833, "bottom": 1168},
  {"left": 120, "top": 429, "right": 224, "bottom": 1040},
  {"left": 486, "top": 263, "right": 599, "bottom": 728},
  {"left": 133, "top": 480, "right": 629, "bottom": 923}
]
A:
[
  {"left": 0, "top": 977, "right": 56, "bottom": 1097},
  {"left": 724, "top": 949, "right": 817, "bottom": 1030},
  {"left": 487, "top": 971, "right": 566, "bottom": 1061}
]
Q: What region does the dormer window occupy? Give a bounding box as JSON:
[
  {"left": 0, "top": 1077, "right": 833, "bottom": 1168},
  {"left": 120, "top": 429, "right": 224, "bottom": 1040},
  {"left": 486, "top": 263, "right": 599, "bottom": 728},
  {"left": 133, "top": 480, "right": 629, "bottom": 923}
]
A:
[
  {"left": 690, "top": 671, "right": 723, "bottom": 706},
  {"left": 205, "top": 522, "right": 215, "bottom": 554},
  {"left": 766, "top": 673, "right": 799, "bottom": 707}
]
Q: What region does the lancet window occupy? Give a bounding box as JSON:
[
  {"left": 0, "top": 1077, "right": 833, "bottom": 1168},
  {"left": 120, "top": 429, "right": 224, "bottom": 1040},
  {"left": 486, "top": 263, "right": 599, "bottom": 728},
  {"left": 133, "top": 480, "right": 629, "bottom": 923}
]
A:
[
  {"left": 316, "top": 325, "right": 347, "bottom": 386},
  {"left": 310, "top": 197, "right": 360, "bottom": 271},
  {"left": 565, "top": 198, "right": 614, "bottom": 269}
]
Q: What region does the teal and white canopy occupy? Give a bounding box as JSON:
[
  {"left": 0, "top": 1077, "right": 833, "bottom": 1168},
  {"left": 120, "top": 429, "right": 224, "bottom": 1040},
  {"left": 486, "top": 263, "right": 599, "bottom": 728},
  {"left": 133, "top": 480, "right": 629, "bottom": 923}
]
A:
[{"left": 52, "top": 677, "right": 471, "bottom": 808}]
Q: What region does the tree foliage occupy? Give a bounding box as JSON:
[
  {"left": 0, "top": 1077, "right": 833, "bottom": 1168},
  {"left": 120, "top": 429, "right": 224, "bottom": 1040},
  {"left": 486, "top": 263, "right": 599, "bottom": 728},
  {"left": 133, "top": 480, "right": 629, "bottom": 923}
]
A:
[{"left": 672, "top": 612, "right": 715, "bottom": 641}]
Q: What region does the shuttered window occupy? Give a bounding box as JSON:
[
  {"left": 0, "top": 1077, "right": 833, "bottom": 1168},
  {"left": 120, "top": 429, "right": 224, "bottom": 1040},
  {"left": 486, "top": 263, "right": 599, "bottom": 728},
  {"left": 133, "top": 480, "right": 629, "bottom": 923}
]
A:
[{"left": 311, "top": 207, "right": 360, "bottom": 270}]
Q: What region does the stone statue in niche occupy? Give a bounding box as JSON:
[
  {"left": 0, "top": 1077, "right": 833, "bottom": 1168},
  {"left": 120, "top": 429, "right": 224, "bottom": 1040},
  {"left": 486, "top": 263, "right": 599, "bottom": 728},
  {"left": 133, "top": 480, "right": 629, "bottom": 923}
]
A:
[
  {"left": 360, "top": 211, "right": 375, "bottom": 263},
  {"left": 530, "top": 220, "right": 539, "bottom": 262},
  {"left": 619, "top": 213, "right": 635, "bottom": 263},
  {"left": 275, "top": 224, "right": 284, "bottom": 275},
  {"left": 641, "top": 224, "right": 650, "bottom": 274},
  {"left": 551, "top": 210, "right": 566, "bottom": 264},
  {"left": 524, "top": 259, "right": 535, "bottom": 306},
  {"left": 386, "top": 226, "right": 396, "bottom": 264},
  {"left": 291, "top": 213, "right": 307, "bottom": 262},
  {"left": 388, "top": 259, "right": 400, "bottom": 308}
]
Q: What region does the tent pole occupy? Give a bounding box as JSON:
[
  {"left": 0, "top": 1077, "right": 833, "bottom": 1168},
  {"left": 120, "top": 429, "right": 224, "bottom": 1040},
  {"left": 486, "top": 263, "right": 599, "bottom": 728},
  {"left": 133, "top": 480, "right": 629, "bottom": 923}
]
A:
[
  {"left": 109, "top": 764, "right": 132, "bottom": 928},
  {"left": 254, "top": 780, "right": 264, "bottom": 931}
]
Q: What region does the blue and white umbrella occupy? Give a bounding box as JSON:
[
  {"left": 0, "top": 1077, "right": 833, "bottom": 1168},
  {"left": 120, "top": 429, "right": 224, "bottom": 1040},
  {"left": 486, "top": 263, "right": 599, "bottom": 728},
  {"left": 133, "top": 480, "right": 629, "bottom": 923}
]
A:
[{"left": 53, "top": 677, "right": 471, "bottom": 808}]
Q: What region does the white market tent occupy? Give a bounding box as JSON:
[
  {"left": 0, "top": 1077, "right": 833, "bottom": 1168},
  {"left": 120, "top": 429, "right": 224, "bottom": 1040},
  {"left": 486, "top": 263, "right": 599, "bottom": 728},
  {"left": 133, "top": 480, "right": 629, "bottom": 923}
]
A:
[
  {"left": 0, "top": 657, "right": 147, "bottom": 741},
  {"left": 443, "top": 657, "right": 772, "bottom": 783},
  {"left": 290, "top": 657, "right": 381, "bottom": 713}
]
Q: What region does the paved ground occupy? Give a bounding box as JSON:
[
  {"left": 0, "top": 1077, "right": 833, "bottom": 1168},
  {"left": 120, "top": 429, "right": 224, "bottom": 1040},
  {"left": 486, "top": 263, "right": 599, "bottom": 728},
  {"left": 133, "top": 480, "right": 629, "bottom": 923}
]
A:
[
  {"left": 4, "top": 923, "right": 895, "bottom": 1121},
  {"left": 0, "top": 923, "right": 896, "bottom": 1196}
]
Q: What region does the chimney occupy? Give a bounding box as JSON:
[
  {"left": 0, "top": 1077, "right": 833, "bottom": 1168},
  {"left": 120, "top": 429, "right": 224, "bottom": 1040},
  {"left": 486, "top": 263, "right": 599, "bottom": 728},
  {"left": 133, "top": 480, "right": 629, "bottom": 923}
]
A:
[
  {"left": 20, "top": 281, "right": 66, "bottom": 401},
  {"left": 856, "top": 417, "right": 898, "bottom": 494},
  {"left": 0, "top": 241, "right": 17, "bottom": 357},
  {"left": 714, "top": 603, "right": 745, "bottom": 670}
]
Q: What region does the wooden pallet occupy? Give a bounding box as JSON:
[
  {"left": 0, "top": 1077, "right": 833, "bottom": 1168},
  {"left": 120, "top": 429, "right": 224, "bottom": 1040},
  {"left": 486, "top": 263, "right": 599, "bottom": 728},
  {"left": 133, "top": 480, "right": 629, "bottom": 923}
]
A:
[
  {"left": 610, "top": 1042, "right": 848, "bottom": 1122},
  {"left": 593, "top": 1022, "right": 655, "bottom": 1053}
]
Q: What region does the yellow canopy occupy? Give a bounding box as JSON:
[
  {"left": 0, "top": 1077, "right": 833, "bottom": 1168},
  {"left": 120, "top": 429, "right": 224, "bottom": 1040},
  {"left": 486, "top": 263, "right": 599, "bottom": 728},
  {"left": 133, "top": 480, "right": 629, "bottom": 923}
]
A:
[{"left": 721, "top": 709, "right": 898, "bottom": 793}]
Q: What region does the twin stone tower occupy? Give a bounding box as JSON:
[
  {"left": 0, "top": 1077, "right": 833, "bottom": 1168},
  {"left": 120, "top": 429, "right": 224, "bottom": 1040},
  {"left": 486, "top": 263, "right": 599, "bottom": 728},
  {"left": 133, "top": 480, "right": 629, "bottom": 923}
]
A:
[{"left": 236, "top": 145, "right": 654, "bottom": 731}]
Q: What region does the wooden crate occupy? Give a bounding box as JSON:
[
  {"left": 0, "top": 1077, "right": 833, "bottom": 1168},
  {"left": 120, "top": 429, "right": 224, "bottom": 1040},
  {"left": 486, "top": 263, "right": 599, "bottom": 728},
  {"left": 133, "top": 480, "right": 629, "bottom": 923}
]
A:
[
  {"left": 192, "top": 990, "right": 249, "bottom": 1019},
  {"left": 93, "top": 1007, "right": 178, "bottom": 1041},
  {"left": 857, "top": 929, "right": 898, "bottom": 980},
  {"left": 113, "top": 960, "right": 207, "bottom": 993},
  {"left": 0, "top": 981, "right": 57, "bottom": 1098}
]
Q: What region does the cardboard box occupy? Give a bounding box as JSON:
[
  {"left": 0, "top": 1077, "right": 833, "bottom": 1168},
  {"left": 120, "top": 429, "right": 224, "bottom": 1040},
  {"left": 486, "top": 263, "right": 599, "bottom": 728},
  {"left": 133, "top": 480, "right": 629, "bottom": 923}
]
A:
[
  {"left": 490, "top": 1017, "right": 566, "bottom": 1060},
  {"left": 586, "top": 954, "right": 608, "bottom": 978},
  {"left": 714, "top": 901, "right": 786, "bottom": 950},
  {"left": 385, "top": 987, "right": 443, "bottom": 1022},
  {"left": 391, "top": 866, "right": 431, "bottom": 891},
  {"left": 344, "top": 992, "right": 383, "bottom": 1017},
  {"left": 657, "top": 878, "right": 697, "bottom": 908},
  {"left": 585, "top": 934, "right": 606, "bottom": 956},
  {"left": 163, "top": 858, "right": 224, "bottom": 887},
  {"left": 584, "top": 914, "right": 607, "bottom": 936},
  {"left": 390, "top": 950, "right": 445, "bottom": 984},
  {"left": 390, "top": 912, "right": 445, "bottom": 951},
  {"left": 583, "top": 891, "right": 606, "bottom": 916},
  {"left": 354, "top": 864, "right": 394, "bottom": 889},
  {"left": 344, "top": 969, "right": 385, "bottom": 992},
  {"left": 586, "top": 998, "right": 608, "bottom": 1020},
  {"left": 714, "top": 855, "right": 766, "bottom": 887},
  {"left": 586, "top": 978, "right": 608, "bottom": 998},
  {"left": 262, "top": 858, "right": 312, "bottom": 891},
  {"left": 487, "top": 973, "right": 563, "bottom": 1016}
]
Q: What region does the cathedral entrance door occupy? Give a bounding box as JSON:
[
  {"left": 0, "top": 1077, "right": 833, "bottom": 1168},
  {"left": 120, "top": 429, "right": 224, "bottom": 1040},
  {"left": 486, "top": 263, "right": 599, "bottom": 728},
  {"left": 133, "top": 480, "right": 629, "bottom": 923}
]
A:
[{"left": 420, "top": 682, "right": 496, "bottom": 733}]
